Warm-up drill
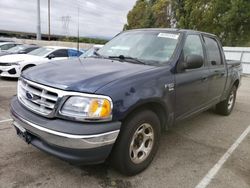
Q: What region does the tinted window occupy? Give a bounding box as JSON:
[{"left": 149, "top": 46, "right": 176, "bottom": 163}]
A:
[
  {"left": 68, "top": 49, "right": 82, "bottom": 57},
  {"left": 204, "top": 37, "right": 222, "bottom": 66},
  {"left": 51, "top": 49, "right": 69, "bottom": 57},
  {"left": 183, "top": 35, "right": 204, "bottom": 59}
]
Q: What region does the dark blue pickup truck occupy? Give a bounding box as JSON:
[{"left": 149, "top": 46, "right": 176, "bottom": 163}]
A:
[{"left": 10, "top": 29, "right": 242, "bottom": 175}]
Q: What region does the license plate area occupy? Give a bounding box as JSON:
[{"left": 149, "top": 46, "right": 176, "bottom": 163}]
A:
[{"left": 13, "top": 121, "right": 32, "bottom": 144}]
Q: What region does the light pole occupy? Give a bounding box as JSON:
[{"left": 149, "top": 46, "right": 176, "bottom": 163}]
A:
[
  {"left": 37, "top": 0, "right": 41, "bottom": 40},
  {"left": 77, "top": 6, "right": 80, "bottom": 51},
  {"left": 48, "top": 0, "right": 51, "bottom": 40}
]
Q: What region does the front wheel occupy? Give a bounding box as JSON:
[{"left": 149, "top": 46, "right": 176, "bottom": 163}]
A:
[
  {"left": 215, "top": 86, "right": 237, "bottom": 115},
  {"left": 111, "top": 110, "right": 161, "bottom": 176}
]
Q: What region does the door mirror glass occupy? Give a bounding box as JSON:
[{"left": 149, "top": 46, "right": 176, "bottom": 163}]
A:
[{"left": 183, "top": 55, "right": 203, "bottom": 69}]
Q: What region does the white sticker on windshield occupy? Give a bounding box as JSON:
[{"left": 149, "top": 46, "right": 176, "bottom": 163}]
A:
[
  {"left": 158, "top": 33, "right": 179, "bottom": 40},
  {"left": 111, "top": 46, "right": 130, "bottom": 50}
]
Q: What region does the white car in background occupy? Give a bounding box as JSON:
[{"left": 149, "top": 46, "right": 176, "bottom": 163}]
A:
[{"left": 0, "top": 46, "right": 82, "bottom": 78}]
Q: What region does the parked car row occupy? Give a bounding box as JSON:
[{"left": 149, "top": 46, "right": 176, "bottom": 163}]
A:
[{"left": 0, "top": 41, "right": 103, "bottom": 78}]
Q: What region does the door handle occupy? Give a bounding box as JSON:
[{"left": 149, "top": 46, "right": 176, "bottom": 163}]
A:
[
  {"left": 214, "top": 70, "right": 225, "bottom": 76},
  {"left": 214, "top": 70, "right": 225, "bottom": 77}
]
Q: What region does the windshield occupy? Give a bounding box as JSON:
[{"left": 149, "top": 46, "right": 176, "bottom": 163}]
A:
[
  {"left": 98, "top": 31, "right": 180, "bottom": 65},
  {"left": 28, "top": 47, "right": 53, "bottom": 57},
  {"left": 7, "top": 45, "right": 26, "bottom": 53}
]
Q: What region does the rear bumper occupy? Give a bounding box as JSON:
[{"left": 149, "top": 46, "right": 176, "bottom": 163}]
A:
[{"left": 10, "top": 97, "right": 121, "bottom": 164}]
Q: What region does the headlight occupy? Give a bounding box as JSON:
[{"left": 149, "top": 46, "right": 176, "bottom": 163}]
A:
[{"left": 60, "top": 96, "right": 112, "bottom": 121}]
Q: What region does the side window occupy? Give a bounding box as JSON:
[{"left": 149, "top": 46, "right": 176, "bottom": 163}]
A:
[
  {"left": 51, "top": 49, "right": 69, "bottom": 57},
  {"left": 68, "top": 49, "right": 82, "bottom": 57},
  {"left": 183, "top": 35, "right": 204, "bottom": 60},
  {"left": 204, "top": 37, "right": 222, "bottom": 66}
]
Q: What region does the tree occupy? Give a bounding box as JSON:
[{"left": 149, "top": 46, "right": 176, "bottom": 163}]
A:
[
  {"left": 173, "top": 0, "right": 250, "bottom": 46},
  {"left": 152, "top": 0, "right": 172, "bottom": 27},
  {"left": 123, "top": 0, "right": 152, "bottom": 30},
  {"left": 124, "top": 0, "right": 171, "bottom": 30}
]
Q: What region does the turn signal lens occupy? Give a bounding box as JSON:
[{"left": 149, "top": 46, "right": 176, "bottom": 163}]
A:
[{"left": 88, "top": 99, "right": 112, "bottom": 118}]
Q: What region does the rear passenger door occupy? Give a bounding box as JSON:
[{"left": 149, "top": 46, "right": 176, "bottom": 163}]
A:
[{"left": 203, "top": 36, "right": 227, "bottom": 103}]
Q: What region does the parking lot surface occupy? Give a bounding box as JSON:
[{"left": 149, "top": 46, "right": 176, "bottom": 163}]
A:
[{"left": 0, "top": 77, "right": 250, "bottom": 188}]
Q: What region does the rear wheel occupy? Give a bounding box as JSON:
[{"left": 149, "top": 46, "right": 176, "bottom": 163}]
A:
[
  {"left": 215, "top": 86, "right": 237, "bottom": 115},
  {"left": 111, "top": 110, "right": 161, "bottom": 176}
]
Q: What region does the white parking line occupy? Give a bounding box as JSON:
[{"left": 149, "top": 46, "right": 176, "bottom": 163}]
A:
[
  {"left": 195, "top": 125, "right": 250, "bottom": 188},
  {"left": 0, "top": 119, "right": 12, "bottom": 123}
]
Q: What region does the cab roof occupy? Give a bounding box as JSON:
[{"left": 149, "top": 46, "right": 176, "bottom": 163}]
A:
[{"left": 126, "top": 28, "right": 217, "bottom": 37}]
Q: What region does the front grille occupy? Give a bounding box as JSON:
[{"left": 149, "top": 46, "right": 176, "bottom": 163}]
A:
[{"left": 18, "top": 78, "right": 59, "bottom": 116}]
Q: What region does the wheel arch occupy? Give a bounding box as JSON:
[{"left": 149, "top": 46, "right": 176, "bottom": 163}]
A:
[
  {"left": 120, "top": 100, "right": 169, "bottom": 132},
  {"left": 22, "top": 64, "right": 36, "bottom": 72}
]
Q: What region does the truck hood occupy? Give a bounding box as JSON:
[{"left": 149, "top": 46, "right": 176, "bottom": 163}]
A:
[
  {"left": 23, "top": 58, "right": 156, "bottom": 93},
  {"left": 0, "top": 54, "right": 44, "bottom": 63}
]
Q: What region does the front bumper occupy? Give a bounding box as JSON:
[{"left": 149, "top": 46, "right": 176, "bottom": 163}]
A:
[
  {"left": 10, "top": 97, "right": 121, "bottom": 164},
  {"left": 0, "top": 65, "right": 20, "bottom": 77}
]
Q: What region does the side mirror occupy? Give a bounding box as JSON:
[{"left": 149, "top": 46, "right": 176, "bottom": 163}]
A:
[
  {"left": 183, "top": 55, "right": 203, "bottom": 70},
  {"left": 47, "top": 54, "right": 55, "bottom": 59}
]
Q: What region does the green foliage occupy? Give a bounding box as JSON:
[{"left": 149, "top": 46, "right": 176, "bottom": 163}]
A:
[
  {"left": 61, "top": 36, "right": 108, "bottom": 45},
  {"left": 125, "top": 0, "right": 250, "bottom": 46},
  {"left": 124, "top": 0, "right": 171, "bottom": 30},
  {"left": 173, "top": 0, "right": 250, "bottom": 46}
]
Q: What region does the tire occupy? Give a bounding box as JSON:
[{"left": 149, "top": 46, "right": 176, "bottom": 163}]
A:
[
  {"left": 111, "top": 110, "right": 161, "bottom": 176},
  {"left": 215, "top": 85, "right": 237, "bottom": 116}
]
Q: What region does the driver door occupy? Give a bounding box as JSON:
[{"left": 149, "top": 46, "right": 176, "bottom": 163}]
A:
[{"left": 175, "top": 34, "right": 209, "bottom": 120}]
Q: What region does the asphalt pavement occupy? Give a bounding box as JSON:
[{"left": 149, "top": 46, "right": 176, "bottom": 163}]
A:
[{"left": 0, "top": 77, "right": 249, "bottom": 188}]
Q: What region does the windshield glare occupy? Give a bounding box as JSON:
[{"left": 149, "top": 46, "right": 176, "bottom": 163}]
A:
[
  {"left": 28, "top": 47, "right": 53, "bottom": 57},
  {"left": 7, "top": 45, "right": 26, "bottom": 53},
  {"left": 98, "top": 31, "right": 180, "bottom": 65}
]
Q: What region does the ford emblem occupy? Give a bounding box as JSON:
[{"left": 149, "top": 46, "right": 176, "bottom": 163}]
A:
[{"left": 26, "top": 92, "right": 33, "bottom": 100}]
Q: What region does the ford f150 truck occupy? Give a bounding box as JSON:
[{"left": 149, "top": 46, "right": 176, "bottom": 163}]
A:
[{"left": 10, "top": 29, "right": 242, "bottom": 175}]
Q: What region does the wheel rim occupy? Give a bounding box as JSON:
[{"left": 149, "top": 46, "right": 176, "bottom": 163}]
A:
[
  {"left": 129, "top": 123, "right": 154, "bottom": 164},
  {"left": 228, "top": 91, "right": 235, "bottom": 110}
]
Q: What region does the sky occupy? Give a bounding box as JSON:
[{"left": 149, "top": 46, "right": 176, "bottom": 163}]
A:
[{"left": 0, "top": 0, "right": 136, "bottom": 39}]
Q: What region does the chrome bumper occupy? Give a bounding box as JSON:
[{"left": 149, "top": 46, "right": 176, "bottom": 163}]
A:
[{"left": 12, "top": 115, "right": 120, "bottom": 149}]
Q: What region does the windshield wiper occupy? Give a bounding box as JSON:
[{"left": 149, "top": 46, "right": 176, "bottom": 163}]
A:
[
  {"left": 90, "top": 50, "right": 106, "bottom": 59},
  {"left": 108, "top": 55, "right": 146, "bottom": 65}
]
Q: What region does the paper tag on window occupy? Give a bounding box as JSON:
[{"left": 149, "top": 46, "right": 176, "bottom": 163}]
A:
[{"left": 158, "top": 33, "right": 179, "bottom": 40}]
